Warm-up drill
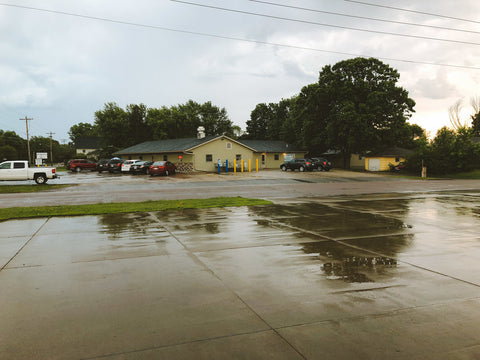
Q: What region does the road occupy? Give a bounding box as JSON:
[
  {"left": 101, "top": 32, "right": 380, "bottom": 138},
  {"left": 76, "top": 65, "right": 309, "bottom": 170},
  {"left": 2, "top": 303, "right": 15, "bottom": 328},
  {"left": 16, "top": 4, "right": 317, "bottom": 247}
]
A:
[{"left": 1, "top": 169, "right": 480, "bottom": 207}]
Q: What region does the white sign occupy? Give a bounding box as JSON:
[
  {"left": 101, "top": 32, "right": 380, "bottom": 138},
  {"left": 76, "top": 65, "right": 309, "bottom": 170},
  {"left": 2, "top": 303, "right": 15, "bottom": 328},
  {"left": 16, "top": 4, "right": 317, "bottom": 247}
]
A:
[{"left": 36, "top": 152, "right": 48, "bottom": 159}]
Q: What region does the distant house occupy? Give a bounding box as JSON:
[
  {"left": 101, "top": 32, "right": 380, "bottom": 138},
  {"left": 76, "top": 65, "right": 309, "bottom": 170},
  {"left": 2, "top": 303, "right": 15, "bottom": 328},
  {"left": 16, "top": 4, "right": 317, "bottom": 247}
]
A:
[
  {"left": 75, "top": 137, "right": 100, "bottom": 155},
  {"left": 114, "top": 134, "right": 306, "bottom": 172},
  {"left": 363, "top": 147, "right": 413, "bottom": 171}
]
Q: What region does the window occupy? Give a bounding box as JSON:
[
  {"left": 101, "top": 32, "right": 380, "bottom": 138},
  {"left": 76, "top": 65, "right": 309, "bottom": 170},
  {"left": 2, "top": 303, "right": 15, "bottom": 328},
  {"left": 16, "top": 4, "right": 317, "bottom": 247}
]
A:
[
  {"left": 395, "top": 157, "right": 400, "bottom": 162},
  {"left": 236, "top": 154, "right": 241, "bottom": 161},
  {"left": 13, "top": 162, "right": 25, "bottom": 169},
  {"left": 274, "top": 154, "right": 279, "bottom": 161},
  {"left": 163, "top": 155, "right": 168, "bottom": 161},
  {"left": 206, "top": 154, "right": 213, "bottom": 162},
  {"left": 226, "top": 142, "right": 232, "bottom": 149}
]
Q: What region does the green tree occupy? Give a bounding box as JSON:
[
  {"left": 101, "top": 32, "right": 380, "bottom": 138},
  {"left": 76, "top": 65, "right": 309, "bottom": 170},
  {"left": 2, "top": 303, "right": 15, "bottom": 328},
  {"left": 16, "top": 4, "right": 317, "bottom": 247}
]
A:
[
  {"left": 94, "top": 102, "right": 128, "bottom": 149},
  {"left": 471, "top": 111, "right": 480, "bottom": 136},
  {"left": 0, "top": 130, "right": 27, "bottom": 159},
  {"left": 0, "top": 145, "right": 17, "bottom": 161},
  {"left": 318, "top": 57, "right": 416, "bottom": 166},
  {"left": 68, "top": 122, "right": 98, "bottom": 144}
]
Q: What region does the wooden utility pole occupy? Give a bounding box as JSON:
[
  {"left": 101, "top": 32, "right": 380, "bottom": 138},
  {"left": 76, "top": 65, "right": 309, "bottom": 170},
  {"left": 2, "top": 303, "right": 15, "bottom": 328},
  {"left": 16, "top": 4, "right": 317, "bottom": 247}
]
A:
[
  {"left": 20, "top": 116, "right": 33, "bottom": 164},
  {"left": 47, "top": 132, "right": 55, "bottom": 165}
]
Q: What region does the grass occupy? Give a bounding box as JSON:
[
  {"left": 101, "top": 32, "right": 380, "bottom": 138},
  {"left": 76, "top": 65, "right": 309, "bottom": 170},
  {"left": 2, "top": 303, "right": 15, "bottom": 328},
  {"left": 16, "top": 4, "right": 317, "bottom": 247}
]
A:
[
  {"left": 0, "top": 184, "right": 72, "bottom": 193},
  {"left": 439, "top": 170, "right": 480, "bottom": 179},
  {"left": 0, "top": 197, "right": 273, "bottom": 221}
]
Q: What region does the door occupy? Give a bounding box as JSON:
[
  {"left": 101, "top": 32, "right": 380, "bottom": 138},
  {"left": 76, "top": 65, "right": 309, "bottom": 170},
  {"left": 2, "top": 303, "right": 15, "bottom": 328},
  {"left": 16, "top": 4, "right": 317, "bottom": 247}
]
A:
[{"left": 368, "top": 159, "right": 381, "bottom": 171}]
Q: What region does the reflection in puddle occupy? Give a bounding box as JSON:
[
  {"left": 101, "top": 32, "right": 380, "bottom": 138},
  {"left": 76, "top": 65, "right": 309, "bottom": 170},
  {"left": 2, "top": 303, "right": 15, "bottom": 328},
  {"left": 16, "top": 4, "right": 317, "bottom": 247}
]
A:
[
  {"left": 322, "top": 256, "right": 397, "bottom": 283},
  {"left": 302, "top": 242, "right": 399, "bottom": 283}
]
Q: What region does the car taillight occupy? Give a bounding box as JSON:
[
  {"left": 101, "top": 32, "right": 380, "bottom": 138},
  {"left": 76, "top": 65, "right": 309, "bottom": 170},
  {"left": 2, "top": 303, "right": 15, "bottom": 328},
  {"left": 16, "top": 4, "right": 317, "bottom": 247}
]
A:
[
  {"left": 323, "top": 161, "right": 326, "bottom": 165},
  {"left": 306, "top": 162, "right": 311, "bottom": 165},
  {"left": 52, "top": 169, "right": 55, "bottom": 173}
]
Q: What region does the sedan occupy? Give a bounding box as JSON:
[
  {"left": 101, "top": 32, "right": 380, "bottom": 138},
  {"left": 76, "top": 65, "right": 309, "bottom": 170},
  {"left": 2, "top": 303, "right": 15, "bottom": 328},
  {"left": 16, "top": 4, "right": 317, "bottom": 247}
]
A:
[
  {"left": 149, "top": 161, "right": 176, "bottom": 176},
  {"left": 121, "top": 159, "right": 141, "bottom": 173},
  {"left": 130, "top": 161, "right": 153, "bottom": 175}
]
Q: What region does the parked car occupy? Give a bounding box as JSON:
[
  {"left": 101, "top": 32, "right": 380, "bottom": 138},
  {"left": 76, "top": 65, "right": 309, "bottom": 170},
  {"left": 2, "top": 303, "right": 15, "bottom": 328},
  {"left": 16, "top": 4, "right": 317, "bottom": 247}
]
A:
[
  {"left": 96, "top": 159, "right": 110, "bottom": 173},
  {"left": 121, "top": 159, "right": 141, "bottom": 173},
  {"left": 130, "top": 161, "right": 153, "bottom": 175},
  {"left": 67, "top": 159, "right": 97, "bottom": 172},
  {"left": 280, "top": 158, "right": 314, "bottom": 172},
  {"left": 107, "top": 158, "right": 125, "bottom": 173},
  {"left": 311, "top": 157, "right": 332, "bottom": 171},
  {"left": 149, "top": 161, "right": 176, "bottom": 176}
]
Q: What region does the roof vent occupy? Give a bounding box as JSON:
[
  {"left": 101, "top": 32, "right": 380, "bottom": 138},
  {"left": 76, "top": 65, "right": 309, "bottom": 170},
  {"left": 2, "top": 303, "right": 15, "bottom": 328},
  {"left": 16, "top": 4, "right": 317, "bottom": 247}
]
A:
[{"left": 197, "top": 126, "right": 205, "bottom": 139}]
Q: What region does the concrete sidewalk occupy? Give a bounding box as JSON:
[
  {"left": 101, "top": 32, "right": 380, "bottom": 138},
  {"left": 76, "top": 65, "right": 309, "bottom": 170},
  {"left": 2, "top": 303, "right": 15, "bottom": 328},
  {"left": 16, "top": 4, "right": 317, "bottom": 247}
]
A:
[{"left": 1, "top": 192, "right": 480, "bottom": 359}]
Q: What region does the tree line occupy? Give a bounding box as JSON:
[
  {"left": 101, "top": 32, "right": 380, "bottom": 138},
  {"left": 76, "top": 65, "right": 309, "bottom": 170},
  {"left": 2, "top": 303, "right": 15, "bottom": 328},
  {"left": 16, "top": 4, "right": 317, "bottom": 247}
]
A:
[
  {"left": 0, "top": 130, "right": 75, "bottom": 164},
  {"left": 69, "top": 100, "right": 238, "bottom": 159}
]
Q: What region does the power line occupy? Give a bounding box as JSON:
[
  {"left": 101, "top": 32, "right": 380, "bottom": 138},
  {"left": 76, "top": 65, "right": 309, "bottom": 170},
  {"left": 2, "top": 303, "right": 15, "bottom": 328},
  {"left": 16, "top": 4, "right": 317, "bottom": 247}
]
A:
[
  {"left": 170, "top": 0, "right": 480, "bottom": 47},
  {"left": 344, "top": 0, "right": 480, "bottom": 25},
  {"left": 248, "top": 0, "right": 480, "bottom": 36},
  {"left": 0, "top": 2, "right": 478, "bottom": 70}
]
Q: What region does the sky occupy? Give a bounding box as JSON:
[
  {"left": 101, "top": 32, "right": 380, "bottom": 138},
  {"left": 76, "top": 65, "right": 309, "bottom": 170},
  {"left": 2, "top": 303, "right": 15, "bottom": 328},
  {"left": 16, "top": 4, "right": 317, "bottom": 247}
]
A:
[{"left": 1, "top": 0, "right": 480, "bottom": 144}]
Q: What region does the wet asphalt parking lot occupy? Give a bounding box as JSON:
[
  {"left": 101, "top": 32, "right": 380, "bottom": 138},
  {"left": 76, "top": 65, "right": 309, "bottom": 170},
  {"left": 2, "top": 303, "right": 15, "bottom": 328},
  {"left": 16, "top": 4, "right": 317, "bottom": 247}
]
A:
[{"left": 1, "top": 170, "right": 480, "bottom": 359}]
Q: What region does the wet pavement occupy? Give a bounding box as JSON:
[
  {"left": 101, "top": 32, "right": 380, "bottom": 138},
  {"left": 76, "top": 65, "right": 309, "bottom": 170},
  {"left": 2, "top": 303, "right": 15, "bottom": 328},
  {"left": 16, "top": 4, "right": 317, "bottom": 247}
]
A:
[{"left": 1, "top": 190, "right": 480, "bottom": 359}]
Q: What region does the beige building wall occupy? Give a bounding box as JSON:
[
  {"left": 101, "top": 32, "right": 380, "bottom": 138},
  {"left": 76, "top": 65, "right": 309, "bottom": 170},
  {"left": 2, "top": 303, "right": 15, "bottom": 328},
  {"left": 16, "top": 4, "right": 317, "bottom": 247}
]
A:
[
  {"left": 365, "top": 156, "right": 405, "bottom": 171},
  {"left": 192, "top": 138, "right": 255, "bottom": 172},
  {"left": 350, "top": 154, "right": 366, "bottom": 170}
]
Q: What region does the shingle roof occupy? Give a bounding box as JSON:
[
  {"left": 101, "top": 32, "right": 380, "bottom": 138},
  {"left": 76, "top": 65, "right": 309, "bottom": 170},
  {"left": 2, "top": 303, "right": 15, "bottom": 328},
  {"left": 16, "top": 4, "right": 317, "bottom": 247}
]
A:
[
  {"left": 239, "top": 140, "right": 305, "bottom": 153},
  {"left": 115, "top": 136, "right": 217, "bottom": 154},
  {"left": 115, "top": 136, "right": 305, "bottom": 155}
]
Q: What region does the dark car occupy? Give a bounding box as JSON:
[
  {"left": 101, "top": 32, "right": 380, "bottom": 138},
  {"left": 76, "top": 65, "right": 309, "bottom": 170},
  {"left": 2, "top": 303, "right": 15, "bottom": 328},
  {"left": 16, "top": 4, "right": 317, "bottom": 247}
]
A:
[
  {"left": 130, "top": 161, "right": 153, "bottom": 175},
  {"left": 311, "top": 157, "right": 332, "bottom": 171},
  {"left": 96, "top": 159, "right": 110, "bottom": 173},
  {"left": 67, "top": 159, "right": 97, "bottom": 172},
  {"left": 107, "top": 158, "right": 125, "bottom": 173},
  {"left": 149, "top": 161, "right": 176, "bottom": 176},
  {"left": 280, "top": 158, "right": 314, "bottom": 172}
]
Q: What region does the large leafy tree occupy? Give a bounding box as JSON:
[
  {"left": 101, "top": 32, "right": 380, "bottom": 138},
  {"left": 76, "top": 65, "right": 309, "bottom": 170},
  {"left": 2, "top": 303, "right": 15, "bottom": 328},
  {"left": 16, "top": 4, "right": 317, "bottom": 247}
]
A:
[
  {"left": 472, "top": 111, "right": 480, "bottom": 136},
  {"left": 68, "top": 122, "right": 98, "bottom": 144},
  {"left": 318, "top": 57, "right": 416, "bottom": 165},
  {"left": 245, "top": 99, "right": 292, "bottom": 140}
]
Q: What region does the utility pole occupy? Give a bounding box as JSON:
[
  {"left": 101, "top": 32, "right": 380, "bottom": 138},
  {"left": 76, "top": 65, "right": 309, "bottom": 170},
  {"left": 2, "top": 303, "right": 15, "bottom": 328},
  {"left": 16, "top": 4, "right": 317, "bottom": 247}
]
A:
[
  {"left": 20, "top": 116, "right": 33, "bottom": 164},
  {"left": 47, "top": 132, "right": 55, "bottom": 165}
]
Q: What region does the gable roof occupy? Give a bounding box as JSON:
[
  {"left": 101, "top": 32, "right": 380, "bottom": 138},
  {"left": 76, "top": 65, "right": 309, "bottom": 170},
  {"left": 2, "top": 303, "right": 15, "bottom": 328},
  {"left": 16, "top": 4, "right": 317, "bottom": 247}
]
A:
[
  {"left": 115, "top": 137, "right": 215, "bottom": 155},
  {"left": 115, "top": 136, "right": 305, "bottom": 155},
  {"left": 239, "top": 140, "right": 305, "bottom": 153}
]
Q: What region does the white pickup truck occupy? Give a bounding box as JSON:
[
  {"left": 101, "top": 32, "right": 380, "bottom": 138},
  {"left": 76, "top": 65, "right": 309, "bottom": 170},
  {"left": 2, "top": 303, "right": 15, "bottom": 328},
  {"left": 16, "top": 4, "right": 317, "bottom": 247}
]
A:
[{"left": 0, "top": 160, "right": 58, "bottom": 184}]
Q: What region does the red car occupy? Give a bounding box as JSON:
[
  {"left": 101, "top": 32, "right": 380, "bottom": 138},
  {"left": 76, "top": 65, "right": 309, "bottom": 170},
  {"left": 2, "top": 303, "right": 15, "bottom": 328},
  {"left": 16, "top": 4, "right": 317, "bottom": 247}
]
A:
[
  {"left": 67, "top": 159, "right": 97, "bottom": 172},
  {"left": 149, "top": 161, "right": 176, "bottom": 176}
]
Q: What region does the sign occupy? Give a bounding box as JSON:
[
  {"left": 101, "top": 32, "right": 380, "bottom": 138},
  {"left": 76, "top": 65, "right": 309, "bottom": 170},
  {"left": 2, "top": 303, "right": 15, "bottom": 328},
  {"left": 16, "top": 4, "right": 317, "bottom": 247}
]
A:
[
  {"left": 36, "top": 152, "right": 48, "bottom": 159},
  {"left": 284, "top": 154, "right": 295, "bottom": 161}
]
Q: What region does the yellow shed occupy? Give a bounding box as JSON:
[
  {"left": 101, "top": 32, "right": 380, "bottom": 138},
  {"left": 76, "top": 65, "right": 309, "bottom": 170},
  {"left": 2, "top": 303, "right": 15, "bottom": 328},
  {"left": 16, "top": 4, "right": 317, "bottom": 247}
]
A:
[{"left": 364, "top": 147, "right": 413, "bottom": 171}]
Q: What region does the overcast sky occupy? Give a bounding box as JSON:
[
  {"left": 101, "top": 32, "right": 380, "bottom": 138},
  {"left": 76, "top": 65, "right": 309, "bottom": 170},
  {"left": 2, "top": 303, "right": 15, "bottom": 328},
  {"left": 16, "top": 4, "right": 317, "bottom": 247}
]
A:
[{"left": 1, "top": 0, "right": 480, "bottom": 143}]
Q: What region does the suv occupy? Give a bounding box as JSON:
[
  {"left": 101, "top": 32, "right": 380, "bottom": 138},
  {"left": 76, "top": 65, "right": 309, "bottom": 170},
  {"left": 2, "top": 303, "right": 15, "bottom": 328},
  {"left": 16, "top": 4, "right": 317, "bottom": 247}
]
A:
[
  {"left": 280, "top": 158, "right": 314, "bottom": 172},
  {"left": 311, "top": 157, "right": 332, "bottom": 171},
  {"left": 96, "top": 159, "right": 110, "bottom": 173},
  {"left": 67, "top": 159, "right": 97, "bottom": 172},
  {"left": 107, "top": 158, "right": 125, "bottom": 173}
]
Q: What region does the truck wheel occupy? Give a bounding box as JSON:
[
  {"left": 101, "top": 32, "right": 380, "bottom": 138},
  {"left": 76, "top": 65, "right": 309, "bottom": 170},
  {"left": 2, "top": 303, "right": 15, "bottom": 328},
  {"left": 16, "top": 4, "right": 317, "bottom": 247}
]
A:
[
  {"left": 299, "top": 166, "right": 305, "bottom": 172},
  {"left": 281, "top": 165, "right": 287, "bottom": 171},
  {"left": 34, "top": 174, "right": 47, "bottom": 184}
]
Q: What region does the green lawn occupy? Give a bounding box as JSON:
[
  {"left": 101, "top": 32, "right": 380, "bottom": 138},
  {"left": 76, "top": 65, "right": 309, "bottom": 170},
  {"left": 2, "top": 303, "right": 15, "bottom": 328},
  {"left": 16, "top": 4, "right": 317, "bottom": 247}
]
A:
[
  {"left": 0, "top": 184, "right": 72, "bottom": 193},
  {"left": 0, "top": 197, "right": 273, "bottom": 221}
]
